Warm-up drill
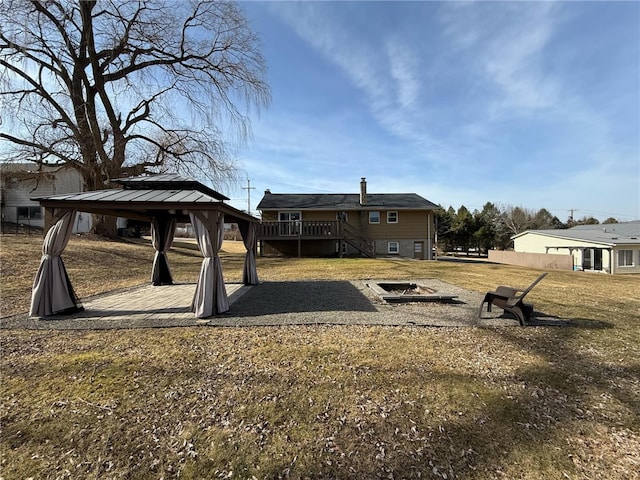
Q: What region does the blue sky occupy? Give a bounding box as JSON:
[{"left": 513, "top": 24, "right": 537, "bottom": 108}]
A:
[{"left": 224, "top": 1, "right": 639, "bottom": 222}]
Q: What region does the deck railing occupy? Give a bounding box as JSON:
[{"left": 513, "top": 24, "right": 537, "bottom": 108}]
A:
[
  {"left": 258, "top": 220, "right": 375, "bottom": 257},
  {"left": 258, "top": 220, "right": 342, "bottom": 239}
]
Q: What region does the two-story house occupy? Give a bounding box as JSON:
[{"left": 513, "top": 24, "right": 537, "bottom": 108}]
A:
[{"left": 256, "top": 178, "right": 439, "bottom": 259}]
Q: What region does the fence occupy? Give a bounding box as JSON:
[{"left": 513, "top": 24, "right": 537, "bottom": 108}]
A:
[{"left": 488, "top": 250, "right": 573, "bottom": 271}]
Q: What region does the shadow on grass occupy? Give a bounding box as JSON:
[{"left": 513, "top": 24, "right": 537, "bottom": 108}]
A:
[
  {"left": 527, "top": 315, "right": 614, "bottom": 329},
  {"left": 257, "top": 319, "right": 629, "bottom": 479},
  {"left": 481, "top": 311, "right": 615, "bottom": 329},
  {"left": 414, "top": 321, "right": 634, "bottom": 479},
  {"left": 229, "top": 281, "right": 378, "bottom": 317}
]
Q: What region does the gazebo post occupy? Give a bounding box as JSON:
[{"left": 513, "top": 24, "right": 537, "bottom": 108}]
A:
[{"left": 43, "top": 207, "right": 56, "bottom": 233}]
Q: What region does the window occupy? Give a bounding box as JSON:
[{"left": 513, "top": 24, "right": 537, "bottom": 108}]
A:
[
  {"left": 388, "top": 242, "right": 399, "bottom": 254},
  {"left": 617, "top": 250, "right": 634, "bottom": 267},
  {"left": 17, "top": 206, "right": 42, "bottom": 220},
  {"left": 369, "top": 211, "right": 380, "bottom": 224},
  {"left": 278, "top": 211, "right": 301, "bottom": 236},
  {"left": 336, "top": 211, "right": 348, "bottom": 222},
  {"left": 387, "top": 211, "right": 398, "bottom": 223}
]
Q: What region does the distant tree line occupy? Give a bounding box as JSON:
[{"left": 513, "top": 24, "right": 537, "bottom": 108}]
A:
[{"left": 436, "top": 203, "right": 618, "bottom": 254}]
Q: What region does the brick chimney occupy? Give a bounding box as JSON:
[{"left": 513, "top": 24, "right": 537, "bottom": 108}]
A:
[{"left": 360, "top": 177, "right": 367, "bottom": 205}]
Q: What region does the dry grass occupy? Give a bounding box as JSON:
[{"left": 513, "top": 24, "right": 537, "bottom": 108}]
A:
[{"left": 1, "top": 234, "right": 639, "bottom": 479}]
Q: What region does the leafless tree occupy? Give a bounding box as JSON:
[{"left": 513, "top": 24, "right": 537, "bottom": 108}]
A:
[
  {"left": 500, "top": 205, "right": 535, "bottom": 237},
  {"left": 0, "top": 0, "right": 269, "bottom": 232}
]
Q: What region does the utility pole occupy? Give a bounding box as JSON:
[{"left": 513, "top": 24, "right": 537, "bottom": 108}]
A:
[
  {"left": 568, "top": 208, "right": 579, "bottom": 225},
  {"left": 242, "top": 178, "right": 255, "bottom": 215}
]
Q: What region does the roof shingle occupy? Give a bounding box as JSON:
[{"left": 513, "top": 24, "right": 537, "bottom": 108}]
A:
[{"left": 257, "top": 193, "right": 438, "bottom": 210}]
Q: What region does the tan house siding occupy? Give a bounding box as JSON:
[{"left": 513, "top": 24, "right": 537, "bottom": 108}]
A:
[
  {"left": 263, "top": 209, "right": 429, "bottom": 237},
  {"left": 365, "top": 210, "right": 429, "bottom": 240},
  {"left": 261, "top": 211, "right": 278, "bottom": 222}
]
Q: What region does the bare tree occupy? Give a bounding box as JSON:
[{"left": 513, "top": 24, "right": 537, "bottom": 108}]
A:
[
  {"left": 0, "top": 0, "right": 269, "bottom": 233},
  {"left": 500, "top": 205, "right": 535, "bottom": 237}
]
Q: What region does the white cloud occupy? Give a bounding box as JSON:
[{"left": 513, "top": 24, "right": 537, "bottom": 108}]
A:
[
  {"left": 268, "top": 3, "right": 438, "bottom": 152},
  {"left": 439, "top": 2, "right": 561, "bottom": 113},
  {"left": 386, "top": 36, "right": 421, "bottom": 110}
]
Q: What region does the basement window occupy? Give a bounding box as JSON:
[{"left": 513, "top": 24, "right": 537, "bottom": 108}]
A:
[{"left": 388, "top": 242, "right": 399, "bottom": 254}]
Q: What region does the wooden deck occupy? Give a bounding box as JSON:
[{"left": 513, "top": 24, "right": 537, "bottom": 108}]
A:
[
  {"left": 258, "top": 220, "right": 342, "bottom": 240},
  {"left": 257, "top": 221, "right": 374, "bottom": 257}
]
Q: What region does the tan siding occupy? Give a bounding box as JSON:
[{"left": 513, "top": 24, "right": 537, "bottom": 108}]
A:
[
  {"left": 300, "top": 211, "right": 336, "bottom": 222},
  {"left": 261, "top": 211, "right": 278, "bottom": 222},
  {"left": 259, "top": 208, "right": 433, "bottom": 242},
  {"left": 366, "top": 210, "right": 430, "bottom": 240}
]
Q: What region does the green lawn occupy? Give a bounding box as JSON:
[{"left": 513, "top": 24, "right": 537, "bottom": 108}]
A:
[{"left": 1, "top": 234, "right": 639, "bottom": 479}]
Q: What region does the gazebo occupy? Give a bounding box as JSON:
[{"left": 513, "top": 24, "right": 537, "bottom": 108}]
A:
[{"left": 29, "top": 174, "right": 260, "bottom": 319}]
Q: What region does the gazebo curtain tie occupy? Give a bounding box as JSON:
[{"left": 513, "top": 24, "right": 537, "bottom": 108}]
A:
[
  {"left": 151, "top": 215, "right": 177, "bottom": 286},
  {"left": 238, "top": 220, "right": 259, "bottom": 285},
  {"left": 30, "top": 209, "right": 83, "bottom": 317},
  {"left": 189, "top": 210, "right": 229, "bottom": 317}
]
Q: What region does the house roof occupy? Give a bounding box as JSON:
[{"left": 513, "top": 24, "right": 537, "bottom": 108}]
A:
[
  {"left": 257, "top": 193, "right": 439, "bottom": 211},
  {"left": 31, "top": 173, "right": 256, "bottom": 224},
  {"left": 513, "top": 222, "right": 640, "bottom": 247}
]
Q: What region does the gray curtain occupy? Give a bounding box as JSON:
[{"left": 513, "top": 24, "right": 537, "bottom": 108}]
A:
[
  {"left": 151, "top": 215, "right": 176, "bottom": 285},
  {"left": 238, "top": 220, "right": 259, "bottom": 285},
  {"left": 30, "top": 209, "right": 83, "bottom": 317},
  {"left": 189, "top": 210, "right": 228, "bottom": 317}
]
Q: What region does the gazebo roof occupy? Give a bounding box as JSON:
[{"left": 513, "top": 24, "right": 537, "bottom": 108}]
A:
[
  {"left": 32, "top": 173, "right": 256, "bottom": 224},
  {"left": 112, "top": 173, "right": 230, "bottom": 201}
]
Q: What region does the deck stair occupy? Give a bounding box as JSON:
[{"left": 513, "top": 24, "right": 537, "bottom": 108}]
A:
[{"left": 342, "top": 222, "right": 375, "bottom": 258}]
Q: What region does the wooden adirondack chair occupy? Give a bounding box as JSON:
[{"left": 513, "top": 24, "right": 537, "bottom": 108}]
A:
[{"left": 478, "top": 273, "right": 548, "bottom": 326}]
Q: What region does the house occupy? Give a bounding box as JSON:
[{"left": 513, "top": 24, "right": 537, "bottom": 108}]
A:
[
  {"left": 0, "top": 162, "right": 91, "bottom": 233},
  {"left": 256, "top": 178, "right": 439, "bottom": 259},
  {"left": 512, "top": 222, "right": 640, "bottom": 274}
]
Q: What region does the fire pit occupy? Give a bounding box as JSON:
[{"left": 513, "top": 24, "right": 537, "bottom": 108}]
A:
[{"left": 367, "top": 281, "right": 458, "bottom": 303}]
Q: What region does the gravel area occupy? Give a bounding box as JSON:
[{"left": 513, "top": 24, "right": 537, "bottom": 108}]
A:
[{"left": 0, "top": 278, "right": 571, "bottom": 330}]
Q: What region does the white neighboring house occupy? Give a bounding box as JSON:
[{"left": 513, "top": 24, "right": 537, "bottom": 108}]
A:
[
  {"left": 513, "top": 222, "right": 640, "bottom": 275},
  {"left": 0, "top": 162, "right": 92, "bottom": 233}
]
